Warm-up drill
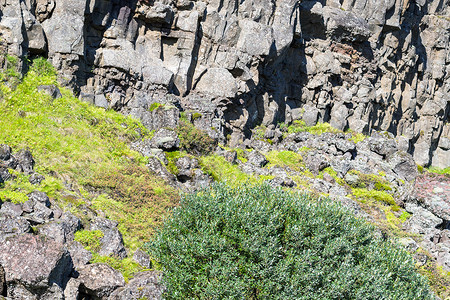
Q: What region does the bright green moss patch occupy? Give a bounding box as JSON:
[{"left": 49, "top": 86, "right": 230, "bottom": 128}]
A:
[
  {"left": 399, "top": 211, "right": 412, "bottom": 223},
  {"left": 164, "top": 151, "right": 186, "bottom": 175},
  {"left": 352, "top": 188, "right": 396, "bottom": 206},
  {"left": 427, "top": 166, "right": 450, "bottom": 175},
  {"left": 74, "top": 230, "right": 104, "bottom": 252},
  {"left": 265, "top": 150, "right": 304, "bottom": 171},
  {"left": 90, "top": 254, "right": 146, "bottom": 282},
  {"left": 199, "top": 155, "right": 253, "bottom": 184},
  {"left": 149, "top": 102, "right": 163, "bottom": 111},
  {"left": 286, "top": 120, "right": 341, "bottom": 135}
]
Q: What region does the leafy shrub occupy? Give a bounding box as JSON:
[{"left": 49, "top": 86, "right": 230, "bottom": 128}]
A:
[
  {"left": 176, "top": 120, "right": 216, "bottom": 155},
  {"left": 148, "top": 183, "right": 432, "bottom": 299}
]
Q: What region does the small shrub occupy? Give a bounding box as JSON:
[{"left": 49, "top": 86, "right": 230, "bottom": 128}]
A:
[
  {"left": 149, "top": 102, "right": 163, "bottom": 112},
  {"left": 176, "top": 120, "right": 216, "bottom": 155},
  {"left": 148, "top": 183, "right": 432, "bottom": 299}
]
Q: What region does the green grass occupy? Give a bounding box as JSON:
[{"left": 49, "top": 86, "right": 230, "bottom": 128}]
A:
[
  {"left": 352, "top": 188, "right": 396, "bottom": 206},
  {"left": 427, "top": 167, "right": 450, "bottom": 175},
  {"left": 286, "top": 120, "right": 341, "bottom": 135},
  {"left": 265, "top": 150, "right": 304, "bottom": 171},
  {"left": 74, "top": 230, "right": 104, "bottom": 252}
]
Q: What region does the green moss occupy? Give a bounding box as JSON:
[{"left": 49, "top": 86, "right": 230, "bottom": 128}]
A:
[
  {"left": 286, "top": 120, "right": 341, "bottom": 136},
  {"left": 352, "top": 188, "right": 396, "bottom": 206},
  {"left": 417, "top": 165, "right": 425, "bottom": 174},
  {"left": 90, "top": 253, "right": 147, "bottom": 282},
  {"left": 192, "top": 112, "right": 202, "bottom": 121},
  {"left": 399, "top": 211, "right": 411, "bottom": 223},
  {"left": 199, "top": 155, "right": 253, "bottom": 184},
  {"left": 348, "top": 170, "right": 392, "bottom": 191},
  {"left": 427, "top": 166, "right": 450, "bottom": 175},
  {"left": 74, "top": 230, "right": 104, "bottom": 252},
  {"left": 165, "top": 151, "right": 186, "bottom": 175},
  {"left": 265, "top": 151, "right": 304, "bottom": 171}
]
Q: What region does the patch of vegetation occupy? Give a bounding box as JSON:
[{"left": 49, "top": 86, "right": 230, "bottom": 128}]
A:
[
  {"left": 90, "top": 254, "right": 146, "bottom": 282},
  {"left": 347, "top": 170, "right": 392, "bottom": 191},
  {"left": 427, "top": 166, "right": 450, "bottom": 176},
  {"left": 352, "top": 188, "right": 396, "bottom": 206},
  {"left": 74, "top": 230, "right": 104, "bottom": 252},
  {"left": 199, "top": 155, "right": 254, "bottom": 184},
  {"left": 177, "top": 120, "right": 216, "bottom": 155},
  {"left": 286, "top": 120, "right": 341, "bottom": 135},
  {"left": 0, "top": 57, "right": 177, "bottom": 252},
  {"left": 265, "top": 151, "right": 304, "bottom": 171},
  {"left": 149, "top": 102, "right": 163, "bottom": 112},
  {"left": 164, "top": 151, "right": 186, "bottom": 175},
  {"left": 148, "top": 183, "right": 433, "bottom": 299},
  {"left": 418, "top": 249, "right": 450, "bottom": 299}
]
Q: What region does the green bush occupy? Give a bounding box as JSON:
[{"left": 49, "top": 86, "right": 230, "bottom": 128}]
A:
[
  {"left": 176, "top": 120, "right": 216, "bottom": 155},
  {"left": 148, "top": 184, "right": 432, "bottom": 299}
]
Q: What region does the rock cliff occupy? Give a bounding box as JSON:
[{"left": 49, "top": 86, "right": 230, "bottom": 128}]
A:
[{"left": 1, "top": 0, "right": 449, "bottom": 167}]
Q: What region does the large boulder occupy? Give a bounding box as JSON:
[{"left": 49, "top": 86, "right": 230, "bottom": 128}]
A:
[
  {"left": 0, "top": 234, "right": 73, "bottom": 296},
  {"left": 108, "top": 271, "right": 164, "bottom": 300},
  {"left": 91, "top": 217, "right": 127, "bottom": 259},
  {"left": 78, "top": 264, "right": 125, "bottom": 299}
]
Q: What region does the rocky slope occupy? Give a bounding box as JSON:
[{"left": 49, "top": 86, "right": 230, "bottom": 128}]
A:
[{"left": 0, "top": 0, "right": 449, "bottom": 168}]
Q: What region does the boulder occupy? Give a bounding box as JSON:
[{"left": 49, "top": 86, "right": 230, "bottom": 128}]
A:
[
  {"left": 108, "top": 271, "right": 163, "bottom": 300},
  {"left": 91, "top": 217, "right": 127, "bottom": 259},
  {"left": 78, "top": 264, "right": 125, "bottom": 299},
  {"left": 304, "top": 153, "right": 329, "bottom": 175},
  {"left": 67, "top": 241, "right": 93, "bottom": 269},
  {"left": 37, "top": 85, "right": 62, "bottom": 99},
  {"left": 0, "top": 234, "right": 73, "bottom": 291},
  {"left": 247, "top": 151, "right": 268, "bottom": 168},
  {"left": 133, "top": 249, "right": 151, "bottom": 269},
  {"left": 151, "top": 128, "right": 180, "bottom": 151},
  {"left": 14, "top": 149, "right": 35, "bottom": 175}
]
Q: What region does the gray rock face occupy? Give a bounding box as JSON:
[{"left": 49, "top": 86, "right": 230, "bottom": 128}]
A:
[
  {"left": 78, "top": 264, "right": 125, "bottom": 299},
  {"left": 1, "top": 0, "right": 448, "bottom": 167},
  {"left": 91, "top": 217, "right": 127, "bottom": 259},
  {"left": 0, "top": 234, "right": 73, "bottom": 294},
  {"left": 108, "top": 271, "right": 164, "bottom": 300}
]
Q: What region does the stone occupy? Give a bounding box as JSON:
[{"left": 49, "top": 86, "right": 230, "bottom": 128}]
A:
[
  {"left": 0, "top": 202, "right": 23, "bottom": 217},
  {"left": 151, "top": 128, "right": 180, "bottom": 151},
  {"left": 0, "top": 234, "right": 73, "bottom": 290},
  {"left": 404, "top": 203, "right": 443, "bottom": 235},
  {"left": 175, "top": 156, "right": 199, "bottom": 181},
  {"left": 37, "top": 85, "right": 62, "bottom": 99},
  {"left": 133, "top": 249, "right": 151, "bottom": 269},
  {"left": 304, "top": 154, "right": 329, "bottom": 175},
  {"left": 28, "top": 191, "right": 51, "bottom": 207},
  {"left": 95, "top": 94, "right": 109, "bottom": 109},
  {"left": 68, "top": 241, "right": 93, "bottom": 269},
  {"left": 78, "top": 264, "right": 125, "bottom": 299},
  {"left": 247, "top": 151, "right": 268, "bottom": 168},
  {"left": 195, "top": 68, "right": 238, "bottom": 98},
  {"left": 0, "top": 215, "right": 31, "bottom": 236},
  {"left": 0, "top": 145, "right": 12, "bottom": 161},
  {"left": 14, "top": 148, "right": 35, "bottom": 175},
  {"left": 108, "top": 271, "right": 164, "bottom": 300},
  {"left": 28, "top": 173, "right": 45, "bottom": 185},
  {"left": 91, "top": 217, "right": 127, "bottom": 259}
]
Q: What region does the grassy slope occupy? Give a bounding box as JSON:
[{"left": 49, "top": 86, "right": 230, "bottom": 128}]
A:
[{"left": 0, "top": 59, "right": 178, "bottom": 279}]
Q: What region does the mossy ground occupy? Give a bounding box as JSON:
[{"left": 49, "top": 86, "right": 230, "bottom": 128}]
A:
[{"left": 0, "top": 58, "right": 177, "bottom": 278}]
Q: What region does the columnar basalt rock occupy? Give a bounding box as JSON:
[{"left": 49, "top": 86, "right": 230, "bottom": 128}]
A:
[{"left": 1, "top": 0, "right": 449, "bottom": 166}]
